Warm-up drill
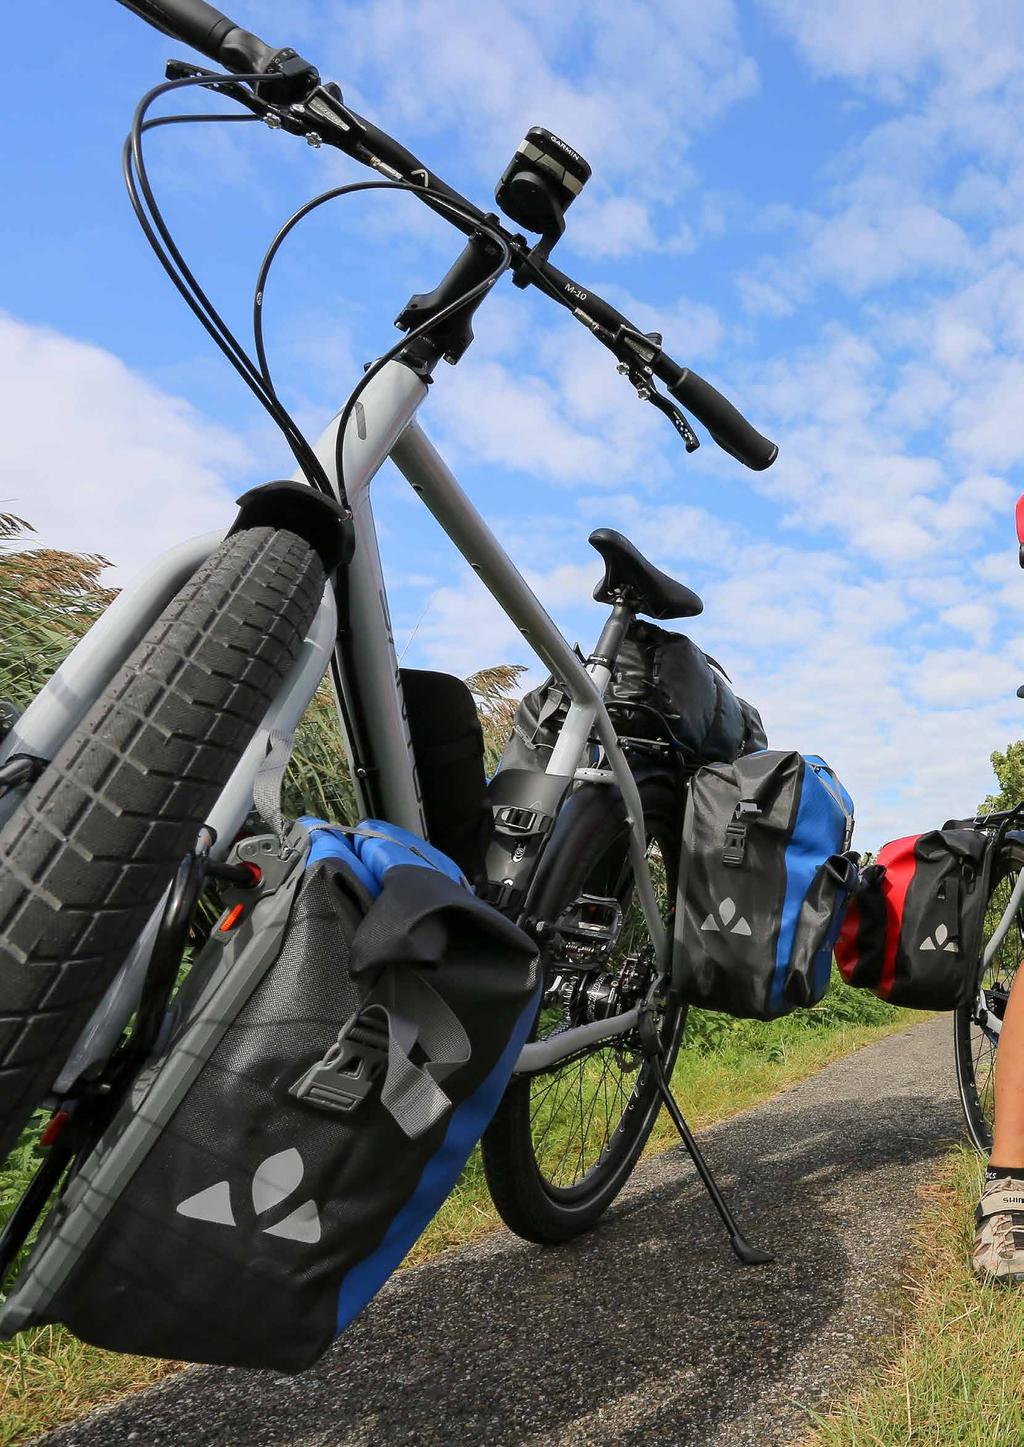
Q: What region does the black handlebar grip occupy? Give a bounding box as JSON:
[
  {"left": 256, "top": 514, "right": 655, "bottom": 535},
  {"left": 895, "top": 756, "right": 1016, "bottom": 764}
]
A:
[
  {"left": 115, "top": 0, "right": 317, "bottom": 98},
  {"left": 116, "top": 0, "right": 263, "bottom": 62},
  {"left": 669, "top": 368, "right": 778, "bottom": 471}
]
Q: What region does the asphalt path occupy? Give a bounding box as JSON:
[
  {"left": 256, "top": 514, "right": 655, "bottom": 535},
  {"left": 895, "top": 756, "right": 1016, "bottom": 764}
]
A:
[{"left": 38, "top": 1017, "right": 962, "bottom": 1447}]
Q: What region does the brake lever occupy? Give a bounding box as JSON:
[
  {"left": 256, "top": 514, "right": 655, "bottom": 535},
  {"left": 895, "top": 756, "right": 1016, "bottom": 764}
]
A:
[
  {"left": 616, "top": 358, "right": 700, "bottom": 453},
  {"left": 645, "top": 383, "right": 700, "bottom": 452}
]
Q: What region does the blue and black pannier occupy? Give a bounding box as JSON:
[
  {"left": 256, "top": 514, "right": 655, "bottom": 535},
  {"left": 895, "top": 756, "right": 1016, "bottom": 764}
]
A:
[
  {"left": 675, "top": 751, "right": 856, "bottom": 1020},
  {"left": 0, "top": 819, "right": 539, "bottom": 1372}
]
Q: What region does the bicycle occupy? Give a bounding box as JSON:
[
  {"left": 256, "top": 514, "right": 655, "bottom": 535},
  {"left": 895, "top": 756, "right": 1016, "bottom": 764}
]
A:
[
  {"left": 953, "top": 502, "right": 1024, "bottom": 1152},
  {"left": 953, "top": 815, "right": 1024, "bottom": 1152},
  {"left": 0, "top": 0, "right": 779, "bottom": 1274}
]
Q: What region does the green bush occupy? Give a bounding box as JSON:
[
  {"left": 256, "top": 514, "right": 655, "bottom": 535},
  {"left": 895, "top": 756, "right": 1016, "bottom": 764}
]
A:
[{"left": 682, "top": 967, "right": 900, "bottom": 1059}]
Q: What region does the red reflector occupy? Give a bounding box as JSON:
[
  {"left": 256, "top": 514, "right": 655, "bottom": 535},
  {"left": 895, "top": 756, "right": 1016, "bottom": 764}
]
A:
[
  {"left": 242, "top": 862, "right": 262, "bottom": 886},
  {"left": 39, "top": 1109, "right": 70, "bottom": 1148},
  {"left": 1016, "top": 494, "right": 1024, "bottom": 545},
  {"left": 219, "top": 903, "right": 245, "bottom": 933}
]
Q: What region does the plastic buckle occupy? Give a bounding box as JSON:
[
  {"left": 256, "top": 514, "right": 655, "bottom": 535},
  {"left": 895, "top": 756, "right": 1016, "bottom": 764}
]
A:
[
  {"left": 493, "top": 805, "right": 552, "bottom": 837},
  {"left": 290, "top": 1010, "right": 388, "bottom": 1115},
  {"left": 722, "top": 821, "right": 747, "bottom": 868},
  {"left": 479, "top": 880, "right": 523, "bottom": 912}
]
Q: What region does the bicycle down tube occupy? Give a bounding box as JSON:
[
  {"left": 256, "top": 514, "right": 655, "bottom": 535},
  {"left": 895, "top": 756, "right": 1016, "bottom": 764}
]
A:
[{"left": 293, "top": 360, "right": 670, "bottom": 1075}]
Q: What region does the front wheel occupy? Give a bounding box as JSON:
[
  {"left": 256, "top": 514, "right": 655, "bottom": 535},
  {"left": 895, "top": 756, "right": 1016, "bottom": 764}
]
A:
[
  {"left": 954, "top": 841, "right": 1024, "bottom": 1153},
  {"left": 0, "top": 526, "right": 325, "bottom": 1161},
  {"left": 481, "top": 774, "right": 685, "bottom": 1243}
]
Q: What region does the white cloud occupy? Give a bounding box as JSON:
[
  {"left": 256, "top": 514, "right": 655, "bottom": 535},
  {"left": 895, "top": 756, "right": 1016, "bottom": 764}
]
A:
[
  {"left": 15, "top": 0, "right": 1024, "bottom": 857},
  {"left": 569, "top": 197, "right": 660, "bottom": 260},
  {"left": 760, "top": 0, "right": 1024, "bottom": 99},
  {"left": 315, "top": 0, "right": 758, "bottom": 255},
  {"left": 694, "top": 537, "right": 1023, "bottom": 847},
  {"left": 940, "top": 601, "right": 997, "bottom": 646},
  {"left": 809, "top": 203, "right": 972, "bottom": 295},
  {"left": 433, "top": 345, "right": 672, "bottom": 492},
  {"left": 0, "top": 313, "right": 245, "bottom": 580}
]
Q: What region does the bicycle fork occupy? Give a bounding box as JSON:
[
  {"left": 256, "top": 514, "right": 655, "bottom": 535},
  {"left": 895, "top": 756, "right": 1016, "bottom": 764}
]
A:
[{"left": 637, "top": 1004, "right": 774, "bottom": 1268}]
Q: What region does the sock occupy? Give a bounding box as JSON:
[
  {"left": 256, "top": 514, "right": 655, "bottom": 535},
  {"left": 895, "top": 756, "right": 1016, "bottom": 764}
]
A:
[{"left": 986, "top": 1164, "right": 1024, "bottom": 1184}]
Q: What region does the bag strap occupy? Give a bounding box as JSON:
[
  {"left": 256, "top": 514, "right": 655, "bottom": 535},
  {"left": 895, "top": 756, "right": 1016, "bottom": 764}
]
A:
[
  {"left": 307, "top": 820, "right": 457, "bottom": 877},
  {"left": 943, "top": 874, "right": 962, "bottom": 946},
  {"left": 723, "top": 798, "right": 761, "bottom": 867},
  {"left": 252, "top": 728, "right": 295, "bottom": 842},
  {"left": 290, "top": 970, "right": 471, "bottom": 1139},
  {"left": 374, "top": 970, "right": 472, "bottom": 1137}
]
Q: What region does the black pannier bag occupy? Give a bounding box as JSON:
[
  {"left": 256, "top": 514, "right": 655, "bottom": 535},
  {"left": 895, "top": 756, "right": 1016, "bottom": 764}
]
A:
[
  {"left": 835, "top": 828, "right": 994, "bottom": 1009},
  {"left": 400, "top": 668, "right": 491, "bottom": 882},
  {"left": 0, "top": 820, "right": 539, "bottom": 1373},
  {"left": 499, "top": 621, "right": 765, "bottom": 772},
  {"left": 675, "top": 751, "right": 856, "bottom": 1020}
]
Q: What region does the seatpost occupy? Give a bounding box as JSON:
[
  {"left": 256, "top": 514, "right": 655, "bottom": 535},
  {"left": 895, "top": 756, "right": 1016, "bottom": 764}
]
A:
[
  {"left": 587, "top": 601, "right": 634, "bottom": 676},
  {"left": 543, "top": 601, "right": 632, "bottom": 780}
]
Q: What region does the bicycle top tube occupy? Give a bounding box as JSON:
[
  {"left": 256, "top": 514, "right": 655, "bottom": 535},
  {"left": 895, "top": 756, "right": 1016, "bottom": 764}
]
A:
[{"left": 114, "top": 0, "right": 778, "bottom": 473}]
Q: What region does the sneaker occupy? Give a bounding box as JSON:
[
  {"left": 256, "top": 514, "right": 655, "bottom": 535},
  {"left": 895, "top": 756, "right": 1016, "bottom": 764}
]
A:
[{"left": 974, "top": 1177, "right": 1024, "bottom": 1285}]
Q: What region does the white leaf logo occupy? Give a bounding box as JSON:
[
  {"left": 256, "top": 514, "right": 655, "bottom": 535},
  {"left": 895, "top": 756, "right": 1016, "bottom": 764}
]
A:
[
  {"left": 251, "top": 1148, "right": 304, "bottom": 1215},
  {"left": 175, "top": 1148, "right": 321, "bottom": 1244},
  {"left": 700, "top": 897, "right": 753, "bottom": 936}
]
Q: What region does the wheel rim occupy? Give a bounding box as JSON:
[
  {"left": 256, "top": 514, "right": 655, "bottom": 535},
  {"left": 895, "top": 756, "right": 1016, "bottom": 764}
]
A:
[
  {"left": 526, "top": 833, "right": 676, "bottom": 1199},
  {"left": 961, "top": 860, "right": 1024, "bottom": 1147}
]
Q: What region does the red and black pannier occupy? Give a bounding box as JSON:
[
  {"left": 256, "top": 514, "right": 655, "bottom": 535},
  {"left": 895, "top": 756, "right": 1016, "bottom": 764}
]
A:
[{"left": 835, "top": 828, "right": 994, "bottom": 1009}]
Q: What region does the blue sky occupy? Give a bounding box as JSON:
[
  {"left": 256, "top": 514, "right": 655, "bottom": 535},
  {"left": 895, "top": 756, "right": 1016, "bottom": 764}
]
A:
[{"left": 4, "top": 0, "right": 1024, "bottom": 846}]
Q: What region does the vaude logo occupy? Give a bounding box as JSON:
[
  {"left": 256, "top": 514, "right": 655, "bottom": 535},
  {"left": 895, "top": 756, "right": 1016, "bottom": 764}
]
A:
[
  {"left": 920, "top": 922, "right": 958, "bottom": 954},
  {"left": 700, "top": 897, "right": 752, "bottom": 937},
  {"left": 176, "top": 1147, "right": 321, "bottom": 1244}
]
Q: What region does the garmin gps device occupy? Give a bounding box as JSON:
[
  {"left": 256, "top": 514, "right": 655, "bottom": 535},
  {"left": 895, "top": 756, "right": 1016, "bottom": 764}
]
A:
[{"left": 495, "top": 127, "right": 592, "bottom": 235}]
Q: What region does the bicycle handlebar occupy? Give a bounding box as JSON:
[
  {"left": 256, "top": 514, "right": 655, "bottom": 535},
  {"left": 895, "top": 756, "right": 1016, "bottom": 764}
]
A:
[
  {"left": 115, "top": 0, "right": 318, "bottom": 100},
  {"left": 116, "top": 0, "right": 779, "bottom": 472},
  {"left": 526, "top": 257, "right": 777, "bottom": 470},
  {"left": 666, "top": 370, "right": 777, "bottom": 471}
]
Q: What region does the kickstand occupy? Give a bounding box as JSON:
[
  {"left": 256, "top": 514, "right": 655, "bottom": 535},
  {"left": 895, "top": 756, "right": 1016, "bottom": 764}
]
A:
[{"left": 640, "top": 1006, "right": 774, "bottom": 1267}]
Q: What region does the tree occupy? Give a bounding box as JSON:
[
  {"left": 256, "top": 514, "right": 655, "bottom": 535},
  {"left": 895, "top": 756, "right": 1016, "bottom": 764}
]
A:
[{"left": 980, "top": 740, "right": 1024, "bottom": 813}]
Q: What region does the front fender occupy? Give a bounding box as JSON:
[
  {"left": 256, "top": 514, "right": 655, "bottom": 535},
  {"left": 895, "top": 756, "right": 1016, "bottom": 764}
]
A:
[{"left": 229, "top": 480, "right": 354, "bottom": 577}]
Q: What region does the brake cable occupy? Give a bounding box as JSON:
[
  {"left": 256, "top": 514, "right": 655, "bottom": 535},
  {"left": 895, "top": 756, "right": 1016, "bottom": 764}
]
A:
[
  {"left": 125, "top": 70, "right": 336, "bottom": 494},
  {"left": 127, "top": 65, "right": 513, "bottom": 507},
  {"left": 250, "top": 182, "right": 512, "bottom": 464}
]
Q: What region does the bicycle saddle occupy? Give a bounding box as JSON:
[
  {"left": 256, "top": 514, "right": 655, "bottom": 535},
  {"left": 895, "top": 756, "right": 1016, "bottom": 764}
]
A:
[{"left": 588, "top": 529, "right": 703, "bottom": 620}]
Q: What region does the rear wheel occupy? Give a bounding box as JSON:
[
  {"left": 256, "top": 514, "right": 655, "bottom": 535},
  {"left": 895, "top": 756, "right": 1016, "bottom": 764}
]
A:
[
  {"left": 0, "top": 526, "right": 325, "bottom": 1161},
  {"left": 954, "top": 842, "right": 1024, "bottom": 1153},
  {"left": 481, "top": 775, "right": 685, "bottom": 1242}
]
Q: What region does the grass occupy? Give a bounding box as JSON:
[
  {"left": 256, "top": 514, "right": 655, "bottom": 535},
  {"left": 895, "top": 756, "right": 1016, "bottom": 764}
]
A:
[{"left": 802, "top": 1144, "right": 1024, "bottom": 1446}]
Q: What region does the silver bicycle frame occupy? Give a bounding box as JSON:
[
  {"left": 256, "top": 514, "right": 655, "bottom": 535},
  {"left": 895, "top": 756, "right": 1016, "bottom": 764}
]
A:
[
  {"left": 967, "top": 862, "right": 1024, "bottom": 1041},
  {"left": 2, "top": 357, "right": 667, "bottom": 1082}
]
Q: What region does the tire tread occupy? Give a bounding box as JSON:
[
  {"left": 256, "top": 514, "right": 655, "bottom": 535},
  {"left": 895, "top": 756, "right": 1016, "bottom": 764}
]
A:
[{"left": 0, "top": 527, "right": 324, "bottom": 1156}]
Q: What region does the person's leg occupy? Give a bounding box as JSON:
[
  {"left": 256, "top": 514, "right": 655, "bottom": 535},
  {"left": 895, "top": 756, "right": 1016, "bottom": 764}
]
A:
[
  {"left": 990, "top": 967, "right": 1024, "bottom": 1168},
  {"left": 975, "top": 966, "right": 1024, "bottom": 1283}
]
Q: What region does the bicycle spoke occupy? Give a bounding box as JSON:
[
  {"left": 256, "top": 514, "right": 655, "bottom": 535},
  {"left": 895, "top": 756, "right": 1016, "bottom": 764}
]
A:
[
  {"left": 519, "top": 824, "right": 679, "bottom": 1196},
  {"left": 959, "top": 860, "right": 1024, "bottom": 1149}
]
